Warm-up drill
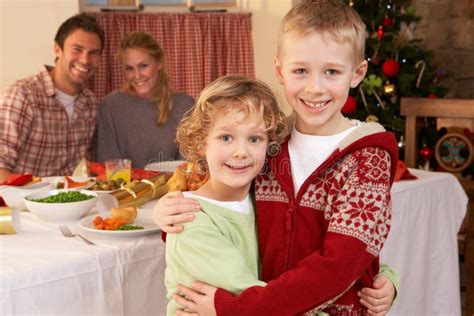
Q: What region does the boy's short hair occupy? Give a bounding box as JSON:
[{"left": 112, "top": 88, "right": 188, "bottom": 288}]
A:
[
  {"left": 54, "top": 13, "right": 105, "bottom": 50},
  {"left": 177, "top": 75, "right": 289, "bottom": 164},
  {"left": 278, "top": 0, "right": 366, "bottom": 64}
]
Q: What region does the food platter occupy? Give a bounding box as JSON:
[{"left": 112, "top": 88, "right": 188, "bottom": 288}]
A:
[
  {"left": 49, "top": 176, "right": 96, "bottom": 191},
  {"left": 78, "top": 209, "right": 161, "bottom": 237}
]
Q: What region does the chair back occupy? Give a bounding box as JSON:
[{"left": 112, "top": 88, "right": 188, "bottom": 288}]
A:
[{"left": 400, "top": 98, "right": 474, "bottom": 168}]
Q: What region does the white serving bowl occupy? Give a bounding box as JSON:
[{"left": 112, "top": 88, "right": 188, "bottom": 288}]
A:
[{"left": 24, "top": 189, "right": 97, "bottom": 222}]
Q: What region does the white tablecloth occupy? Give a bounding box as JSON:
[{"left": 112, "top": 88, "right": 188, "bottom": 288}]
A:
[
  {"left": 1, "top": 169, "right": 467, "bottom": 315},
  {"left": 381, "top": 169, "right": 467, "bottom": 316},
  {"left": 0, "top": 206, "right": 167, "bottom": 315}
]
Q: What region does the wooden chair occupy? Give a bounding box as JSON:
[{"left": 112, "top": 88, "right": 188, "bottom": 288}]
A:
[{"left": 400, "top": 97, "right": 474, "bottom": 316}]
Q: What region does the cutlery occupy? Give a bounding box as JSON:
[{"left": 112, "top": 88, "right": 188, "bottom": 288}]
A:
[{"left": 59, "top": 225, "right": 96, "bottom": 245}]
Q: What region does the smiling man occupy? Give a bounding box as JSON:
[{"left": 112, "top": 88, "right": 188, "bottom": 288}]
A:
[{"left": 0, "top": 13, "right": 104, "bottom": 182}]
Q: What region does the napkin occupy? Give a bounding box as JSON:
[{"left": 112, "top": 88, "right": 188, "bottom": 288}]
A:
[
  {"left": 87, "top": 162, "right": 160, "bottom": 180},
  {"left": 394, "top": 161, "right": 418, "bottom": 182},
  {"left": 0, "top": 174, "right": 33, "bottom": 186}
]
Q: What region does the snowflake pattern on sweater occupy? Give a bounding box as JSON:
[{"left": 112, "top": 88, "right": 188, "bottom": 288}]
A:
[
  {"left": 256, "top": 146, "right": 392, "bottom": 257},
  {"left": 326, "top": 147, "right": 392, "bottom": 256}
]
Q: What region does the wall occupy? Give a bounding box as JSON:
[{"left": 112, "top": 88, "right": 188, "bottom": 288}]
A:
[
  {"left": 250, "top": 0, "right": 292, "bottom": 114},
  {"left": 0, "top": 0, "right": 78, "bottom": 89},
  {"left": 412, "top": 0, "right": 474, "bottom": 99}
]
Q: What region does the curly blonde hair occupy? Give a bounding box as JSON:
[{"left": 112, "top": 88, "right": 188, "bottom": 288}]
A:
[
  {"left": 118, "top": 31, "right": 173, "bottom": 126},
  {"left": 176, "top": 75, "right": 289, "bottom": 166}
]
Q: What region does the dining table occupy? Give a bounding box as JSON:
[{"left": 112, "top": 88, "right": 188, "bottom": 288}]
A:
[
  {"left": 381, "top": 168, "right": 467, "bottom": 316},
  {"left": 0, "top": 197, "right": 168, "bottom": 316},
  {"left": 0, "top": 168, "right": 468, "bottom": 315}
]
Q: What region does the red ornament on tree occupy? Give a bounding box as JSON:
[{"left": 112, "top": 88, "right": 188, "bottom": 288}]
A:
[
  {"left": 341, "top": 96, "right": 357, "bottom": 114},
  {"left": 382, "top": 59, "right": 400, "bottom": 77},
  {"left": 382, "top": 16, "right": 393, "bottom": 28},
  {"left": 419, "top": 146, "right": 433, "bottom": 161},
  {"left": 377, "top": 26, "right": 384, "bottom": 39}
]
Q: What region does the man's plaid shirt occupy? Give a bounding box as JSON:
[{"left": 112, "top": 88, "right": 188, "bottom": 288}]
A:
[{"left": 0, "top": 66, "right": 98, "bottom": 176}]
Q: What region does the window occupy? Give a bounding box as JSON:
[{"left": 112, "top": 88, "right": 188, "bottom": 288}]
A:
[{"left": 81, "top": 0, "right": 238, "bottom": 10}]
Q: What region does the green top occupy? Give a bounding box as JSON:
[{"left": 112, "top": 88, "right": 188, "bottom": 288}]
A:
[{"left": 165, "top": 195, "right": 265, "bottom": 316}]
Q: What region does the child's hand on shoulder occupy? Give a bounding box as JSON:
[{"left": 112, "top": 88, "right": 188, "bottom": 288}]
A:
[{"left": 153, "top": 191, "right": 200, "bottom": 233}]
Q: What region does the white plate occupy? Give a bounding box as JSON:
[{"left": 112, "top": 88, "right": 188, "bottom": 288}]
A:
[
  {"left": 145, "top": 160, "right": 184, "bottom": 173},
  {"left": 21, "top": 181, "right": 51, "bottom": 190},
  {"left": 78, "top": 210, "right": 161, "bottom": 237},
  {"left": 84, "top": 188, "right": 119, "bottom": 195},
  {"left": 45, "top": 176, "right": 95, "bottom": 191}
]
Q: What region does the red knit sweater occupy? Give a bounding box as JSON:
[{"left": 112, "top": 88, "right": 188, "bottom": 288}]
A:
[{"left": 215, "top": 127, "right": 398, "bottom": 315}]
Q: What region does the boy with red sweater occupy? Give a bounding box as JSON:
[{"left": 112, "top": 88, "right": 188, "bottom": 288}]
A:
[{"left": 155, "top": 0, "right": 398, "bottom": 314}]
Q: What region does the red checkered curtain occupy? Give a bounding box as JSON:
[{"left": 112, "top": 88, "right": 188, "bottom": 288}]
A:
[{"left": 89, "top": 12, "right": 254, "bottom": 100}]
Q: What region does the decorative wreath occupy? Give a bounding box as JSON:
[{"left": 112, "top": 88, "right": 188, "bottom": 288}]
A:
[{"left": 435, "top": 133, "right": 473, "bottom": 172}]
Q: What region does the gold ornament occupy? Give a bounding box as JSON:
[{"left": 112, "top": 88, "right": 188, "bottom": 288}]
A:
[
  {"left": 366, "top": 115, "right": 379, "bottom": 122},
  {"left": 383, "top": 81, "right": 396, "bottom": 96},
  {"left": 0, "top": 207, "right": 18, "bottom": 234}
]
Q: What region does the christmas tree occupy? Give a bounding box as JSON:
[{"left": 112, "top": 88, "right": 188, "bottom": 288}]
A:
[{"left": 342, "top": 0, "right": 447, "bottom": 167}]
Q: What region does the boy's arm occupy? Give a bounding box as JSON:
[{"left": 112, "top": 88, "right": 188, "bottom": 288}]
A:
[{"left": 214, "top": 148, "right": 393, "bottom": 315}]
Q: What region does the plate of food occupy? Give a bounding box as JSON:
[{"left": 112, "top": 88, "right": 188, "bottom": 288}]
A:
[
  {"left": 54, "top": 176, "right": 96, "bottom": 190},
  {"left": 83, "top": 179, "right": 124, "bottom": 194},
  {"left": 78, "top": 206, "right": 160, "bottom": 237}
]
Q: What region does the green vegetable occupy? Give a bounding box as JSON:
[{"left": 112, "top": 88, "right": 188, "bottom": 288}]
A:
[
  {"left": 117, "top": 224, "right": 144, "bottom": 231},
  {"left": 31, "top": 191, "right": 95, "bottom": 203}
]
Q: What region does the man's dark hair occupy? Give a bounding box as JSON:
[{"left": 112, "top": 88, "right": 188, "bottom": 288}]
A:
[{"left": 54, "top": 13, "right": 105, "bottom": 50}]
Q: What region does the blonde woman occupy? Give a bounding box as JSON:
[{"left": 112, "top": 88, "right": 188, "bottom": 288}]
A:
[{"left": 96, "top": 31, "right": 194, "bottom": 168}]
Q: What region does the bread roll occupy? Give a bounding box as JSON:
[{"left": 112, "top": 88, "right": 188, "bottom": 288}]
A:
[
  {"left": 166, "top": 166, "right": 188, "bottom": 192},
  {"left": 110, "top": 206, "right": 137, "bottom": 224}
]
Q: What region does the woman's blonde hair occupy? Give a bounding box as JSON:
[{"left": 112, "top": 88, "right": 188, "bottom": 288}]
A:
[
  {"left": 118, "top": 31, "right": 173, "bottom": 126},
  {"left": 277, "top": 0, "right": 366, "bottom": 65},
  {"left": 176, "top": 75, "right": 289, "bottom": 167}
]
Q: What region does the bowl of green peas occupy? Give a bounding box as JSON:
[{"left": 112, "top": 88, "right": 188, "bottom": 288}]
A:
[{"left": 24, "top": 190, "right": 98, "bottom": 222}]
